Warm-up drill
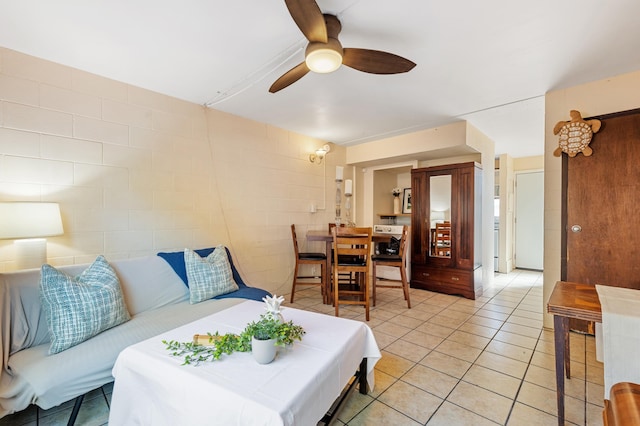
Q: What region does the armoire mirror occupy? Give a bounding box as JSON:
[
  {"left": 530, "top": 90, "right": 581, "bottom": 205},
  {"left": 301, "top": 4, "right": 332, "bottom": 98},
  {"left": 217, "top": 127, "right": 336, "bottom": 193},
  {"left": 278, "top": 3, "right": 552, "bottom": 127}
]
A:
[{"left": 429, "top": 175, "right": 452, "bottom": 257}]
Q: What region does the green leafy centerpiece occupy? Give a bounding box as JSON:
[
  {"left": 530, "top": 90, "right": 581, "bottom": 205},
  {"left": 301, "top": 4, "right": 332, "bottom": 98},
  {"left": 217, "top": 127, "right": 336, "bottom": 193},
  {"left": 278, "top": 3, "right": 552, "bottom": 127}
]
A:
[{"left": 163, "top": 295, "right": 304, "bottom": 365}]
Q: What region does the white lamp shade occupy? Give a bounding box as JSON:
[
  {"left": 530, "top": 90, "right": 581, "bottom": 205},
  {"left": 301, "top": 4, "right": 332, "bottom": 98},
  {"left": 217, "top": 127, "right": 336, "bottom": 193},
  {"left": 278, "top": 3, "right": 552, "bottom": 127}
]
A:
[{"left": 0, "top": 202, "right": 64, "bottom": 239}]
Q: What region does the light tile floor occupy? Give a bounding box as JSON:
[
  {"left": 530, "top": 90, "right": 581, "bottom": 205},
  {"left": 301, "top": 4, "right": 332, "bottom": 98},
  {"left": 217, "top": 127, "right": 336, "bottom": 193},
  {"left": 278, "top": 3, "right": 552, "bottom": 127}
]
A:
[{"left": 1, "top": 269, "right": 604, "bottom": 425}]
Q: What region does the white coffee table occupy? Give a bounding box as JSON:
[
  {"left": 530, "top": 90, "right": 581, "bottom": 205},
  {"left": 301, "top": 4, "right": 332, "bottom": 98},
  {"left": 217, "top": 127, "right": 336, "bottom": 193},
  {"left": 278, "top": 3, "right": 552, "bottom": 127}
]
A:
[{"left": 109, "top": 300, "right": 381, "bottom": 425}]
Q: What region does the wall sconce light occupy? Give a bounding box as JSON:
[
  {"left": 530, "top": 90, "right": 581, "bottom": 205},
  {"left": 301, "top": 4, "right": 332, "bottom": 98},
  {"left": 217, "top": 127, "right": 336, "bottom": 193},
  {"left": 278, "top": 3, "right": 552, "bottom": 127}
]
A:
[
  {"left": 0, "top": 202, "right": 64, "bottom": 269},
  {"left": 309, "top": 144, "right": 331, "bottom": 164}
]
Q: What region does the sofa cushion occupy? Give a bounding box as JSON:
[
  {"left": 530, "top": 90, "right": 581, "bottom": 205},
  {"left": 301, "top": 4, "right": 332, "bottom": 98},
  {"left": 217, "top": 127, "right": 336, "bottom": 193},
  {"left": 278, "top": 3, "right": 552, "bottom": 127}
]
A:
[
  {"left": 157, "top": 246, "right": 247, "bottom": 288},
  {"left": 110, "top": 256, "right": 188, "bottom": 316},
  {"left": 40, "top": 256, "right": 131, "bottom": 354},
  {"left": 214, "top": 286, "right": 273, "bottom": 302},
  {"left": 185, "top": 247, "right": 239, "bottom": 304}
]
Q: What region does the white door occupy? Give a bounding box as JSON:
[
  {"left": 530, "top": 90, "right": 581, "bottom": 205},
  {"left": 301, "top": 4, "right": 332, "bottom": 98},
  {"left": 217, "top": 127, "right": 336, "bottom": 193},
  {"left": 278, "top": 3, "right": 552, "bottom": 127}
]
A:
[{"left": 515, "top": 171, "right": 544, "bottom": 270}]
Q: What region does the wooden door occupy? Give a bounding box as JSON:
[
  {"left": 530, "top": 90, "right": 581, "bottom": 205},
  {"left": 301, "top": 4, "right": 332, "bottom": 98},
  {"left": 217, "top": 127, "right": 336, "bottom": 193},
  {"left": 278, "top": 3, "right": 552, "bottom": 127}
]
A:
[{"left": 563, "top": 110, "right": 640, "bottom": 330}]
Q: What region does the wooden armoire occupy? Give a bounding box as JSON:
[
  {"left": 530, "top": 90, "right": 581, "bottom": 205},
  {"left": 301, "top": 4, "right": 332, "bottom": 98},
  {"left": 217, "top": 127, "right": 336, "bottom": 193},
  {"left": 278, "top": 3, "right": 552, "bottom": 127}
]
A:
[{"left": 410, "top": 162, "right": 483, "bottom": 299}]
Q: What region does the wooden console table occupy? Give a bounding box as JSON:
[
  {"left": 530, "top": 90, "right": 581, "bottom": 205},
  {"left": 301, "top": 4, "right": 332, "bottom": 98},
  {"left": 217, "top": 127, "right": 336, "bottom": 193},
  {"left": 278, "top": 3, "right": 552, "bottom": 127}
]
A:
[{"left": 547, "top": 281, "right": 602, "bottom": 426}]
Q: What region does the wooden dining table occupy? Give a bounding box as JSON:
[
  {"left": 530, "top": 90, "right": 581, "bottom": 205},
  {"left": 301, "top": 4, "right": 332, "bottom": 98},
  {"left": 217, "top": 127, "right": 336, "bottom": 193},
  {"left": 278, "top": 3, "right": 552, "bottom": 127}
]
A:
[{"left": 306, "top": 229, "right": 392, "bottom": 304}]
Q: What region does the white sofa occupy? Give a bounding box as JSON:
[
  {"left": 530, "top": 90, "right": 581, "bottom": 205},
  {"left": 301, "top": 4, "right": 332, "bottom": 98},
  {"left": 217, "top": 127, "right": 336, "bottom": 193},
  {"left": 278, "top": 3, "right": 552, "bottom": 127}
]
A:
[{"left": 0, "top": 247, "right": 270, "bottom": 423}]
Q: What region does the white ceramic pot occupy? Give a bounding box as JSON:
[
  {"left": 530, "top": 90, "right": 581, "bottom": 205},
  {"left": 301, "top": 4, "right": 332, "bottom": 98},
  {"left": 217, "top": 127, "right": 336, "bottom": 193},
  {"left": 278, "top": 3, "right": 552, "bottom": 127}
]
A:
[{"left": 251, "top": 337, "right": 277, "bottom": 364}]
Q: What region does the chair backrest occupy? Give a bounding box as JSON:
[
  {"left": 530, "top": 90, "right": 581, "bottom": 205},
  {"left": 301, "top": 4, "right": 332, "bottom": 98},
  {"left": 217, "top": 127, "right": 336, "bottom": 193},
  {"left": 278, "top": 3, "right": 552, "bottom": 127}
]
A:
[
  {"left": 290, "top": 224, "right": 301, "bottom": 257},
  {"left": 434, "top": 221, "right": 451, "bottom": 256},
  {"left": 397, "top": 225, "right": 409, "bottom": 260},
  {"left": 435, "top": 222, "right": 451, "bottom": 243},
  {"left": 332, "top": 227, "right": 373, "bottom": 268},
  {"left": 328, "top": 222, "right": 346, "bottom": 232}
]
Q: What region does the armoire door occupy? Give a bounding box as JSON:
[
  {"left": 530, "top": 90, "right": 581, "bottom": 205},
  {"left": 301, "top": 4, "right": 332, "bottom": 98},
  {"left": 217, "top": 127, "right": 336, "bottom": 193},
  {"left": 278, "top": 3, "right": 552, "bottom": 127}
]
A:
[{"left": 563, "top": 109, "right": 640, "bottom": 330}]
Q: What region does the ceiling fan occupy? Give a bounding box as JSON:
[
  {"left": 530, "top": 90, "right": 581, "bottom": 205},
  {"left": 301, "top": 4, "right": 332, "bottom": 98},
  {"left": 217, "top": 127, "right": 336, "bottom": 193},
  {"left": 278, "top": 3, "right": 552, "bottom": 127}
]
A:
[{"left": 269, "top": 0, "right": 416, "bottom": 93}]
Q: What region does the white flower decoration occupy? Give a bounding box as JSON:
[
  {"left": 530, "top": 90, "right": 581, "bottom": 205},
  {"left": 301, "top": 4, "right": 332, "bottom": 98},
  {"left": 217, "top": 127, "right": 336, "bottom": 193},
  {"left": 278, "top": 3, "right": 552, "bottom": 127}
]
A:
[{"left": 262, "top": 294, "right": 285, "bottom": 315}]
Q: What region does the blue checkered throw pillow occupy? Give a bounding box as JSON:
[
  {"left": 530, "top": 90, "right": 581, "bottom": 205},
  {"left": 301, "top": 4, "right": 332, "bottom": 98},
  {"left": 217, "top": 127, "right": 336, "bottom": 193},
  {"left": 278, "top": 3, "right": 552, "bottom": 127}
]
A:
[
  {"left": 40, "top": 255, "right": 131, "bottom": 354},
  {"left": 185, "top": 246, "right": 239, "bottom": 304}
]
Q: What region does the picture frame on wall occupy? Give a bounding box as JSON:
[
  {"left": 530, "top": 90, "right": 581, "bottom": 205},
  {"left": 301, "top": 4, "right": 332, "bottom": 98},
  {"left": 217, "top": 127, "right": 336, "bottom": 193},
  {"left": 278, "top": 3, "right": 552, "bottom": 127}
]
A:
[{"left": 402, "top": 188, "right": 412, "bottom": 214}]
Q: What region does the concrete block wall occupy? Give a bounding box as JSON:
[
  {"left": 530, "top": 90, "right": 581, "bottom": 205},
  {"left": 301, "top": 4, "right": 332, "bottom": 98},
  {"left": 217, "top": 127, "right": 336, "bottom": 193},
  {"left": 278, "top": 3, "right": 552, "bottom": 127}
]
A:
[{"left": 0, "top": 48, "right": 339, "bottom": 295}]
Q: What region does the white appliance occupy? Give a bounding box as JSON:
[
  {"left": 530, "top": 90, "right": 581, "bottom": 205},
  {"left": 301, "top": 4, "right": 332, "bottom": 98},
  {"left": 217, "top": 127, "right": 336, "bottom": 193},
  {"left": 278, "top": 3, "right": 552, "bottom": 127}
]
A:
[{"left": 373, "top": 224, "right": 411, "bottom": 281}]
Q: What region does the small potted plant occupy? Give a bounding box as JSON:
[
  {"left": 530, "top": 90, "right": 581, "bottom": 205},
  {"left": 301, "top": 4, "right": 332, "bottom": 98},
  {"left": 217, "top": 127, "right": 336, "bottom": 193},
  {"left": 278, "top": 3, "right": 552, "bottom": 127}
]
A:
[
  {"left": 163, "top": 295, "right": 305, "bottom": 365},
  {"left": 245, "top": 313, "right": 305, "bottom": 364}
]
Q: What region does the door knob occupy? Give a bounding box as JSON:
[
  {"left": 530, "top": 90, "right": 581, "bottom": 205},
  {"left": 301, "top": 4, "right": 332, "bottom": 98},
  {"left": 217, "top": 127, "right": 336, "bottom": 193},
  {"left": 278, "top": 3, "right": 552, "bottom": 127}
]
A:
[{"left": 570, "top": 225, "right": 582, "bottom": 233}]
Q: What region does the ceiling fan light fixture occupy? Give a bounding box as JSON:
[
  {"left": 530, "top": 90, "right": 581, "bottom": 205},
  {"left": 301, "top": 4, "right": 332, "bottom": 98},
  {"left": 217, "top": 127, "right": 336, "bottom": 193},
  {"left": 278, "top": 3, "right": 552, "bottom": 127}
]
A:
[
  {"left": 305, "top": 42, "right": 342, "bottom": 73},
  {"left": 269, "top": 6, "right": 415, "bottom": 93}
]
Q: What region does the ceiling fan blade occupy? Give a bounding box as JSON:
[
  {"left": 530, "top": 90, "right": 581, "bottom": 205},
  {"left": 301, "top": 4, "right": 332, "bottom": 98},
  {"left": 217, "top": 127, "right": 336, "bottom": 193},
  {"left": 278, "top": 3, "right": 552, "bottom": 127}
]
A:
[
  {"left": 269, "top": 62, "right": 310, "bottom": 93},
  {"left": 284, "top": 0, "right": 327, "bottom": 43},
  {"left": 342, "top": 48, "right": 416, "bottom": 74}
]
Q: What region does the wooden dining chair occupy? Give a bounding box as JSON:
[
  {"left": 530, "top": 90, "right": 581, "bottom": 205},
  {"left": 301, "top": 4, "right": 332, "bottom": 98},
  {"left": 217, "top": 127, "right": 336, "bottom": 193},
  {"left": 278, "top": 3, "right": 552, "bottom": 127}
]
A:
[
  {"left": 371, "top": 225, "right": 411, "bottom": 308},
  {"left": 332, "top": 226, "right": 372, "bottom": 321},
  {"left": 290, "top": 224, "right": 327, "bottom": 303},
  {"left": 435, "top": 221, "right": 451, "bottom": 257},
  {"left": 328, "top": 222, "right": 355, "bottom": 287},
  {"left": 604, "top": 382, "right": 640, "bottom": 426}
]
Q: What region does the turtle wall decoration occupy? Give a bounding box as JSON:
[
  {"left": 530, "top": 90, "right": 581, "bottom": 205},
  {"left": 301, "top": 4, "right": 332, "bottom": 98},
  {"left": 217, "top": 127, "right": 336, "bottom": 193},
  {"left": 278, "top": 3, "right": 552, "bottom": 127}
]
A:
[{"left": 553, "top": 110, "right": 601, "bottom": 157}]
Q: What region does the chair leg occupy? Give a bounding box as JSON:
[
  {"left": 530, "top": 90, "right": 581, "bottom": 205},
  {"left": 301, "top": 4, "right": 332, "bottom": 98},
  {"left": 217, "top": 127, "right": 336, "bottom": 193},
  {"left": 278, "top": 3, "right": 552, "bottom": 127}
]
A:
[
  {"left": 291, "top": 261, "right": 299, "bottom": 303},
  {"left": 364, "top": 273, "right": 370, "bottom": 321},
  {"left": 334, "top": 269, "right": 340, "bottom": 318},
  {"left": 372, "top": 262, "right": 377, "bottom": 307},
  {"left": 67, "top": 394, "right": 85, "bottom": 426},
  {"left": 399, "top": 264, "right": 411, "bottom": 309},
  {"left": 320, "top": 263, "right": 327, "bottom": 305},
  {"left": 329, "top": 264, "right": 335, "bottom": 307}
]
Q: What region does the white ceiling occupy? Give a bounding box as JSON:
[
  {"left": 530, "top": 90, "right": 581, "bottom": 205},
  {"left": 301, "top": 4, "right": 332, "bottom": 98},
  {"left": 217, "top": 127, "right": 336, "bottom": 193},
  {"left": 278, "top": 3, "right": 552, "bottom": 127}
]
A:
[{"left": 1, "top": 0, "right": 639, "bottom": 158}]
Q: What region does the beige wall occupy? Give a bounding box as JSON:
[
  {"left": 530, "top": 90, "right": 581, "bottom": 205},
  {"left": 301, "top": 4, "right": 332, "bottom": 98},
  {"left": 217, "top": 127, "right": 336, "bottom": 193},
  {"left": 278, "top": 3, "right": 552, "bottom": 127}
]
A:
[
  {"left": 543, "top": 69, "right": 640, "bottom": 328},
  {"left": 347, "top": 122, "right": 469, "bottom": 165},
  {"left": 514, "top": 156, "right": 543, "bottom": 171},
  {"left": 0, "top": 48, "right": 340, "bottom": 296},
  {"left": 466, "top": 123, "right": 496, "bottom": 292},
  {"left": 498, "top": 154, "right": 515, "bottom": 272},
  {"left": 496, "top": 154, "right": 543, "bottom": 273}
]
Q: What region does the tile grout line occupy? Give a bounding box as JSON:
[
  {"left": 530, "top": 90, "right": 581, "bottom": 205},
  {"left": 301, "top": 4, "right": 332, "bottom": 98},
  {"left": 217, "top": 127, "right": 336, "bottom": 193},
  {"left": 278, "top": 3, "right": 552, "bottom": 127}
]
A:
[
  {"left": 386, "top": 271, "right": 543, "bottom": 425},
  {"left": 417, "top": 272, "right": 545, "bottom": 424},
  {"left": 463, "top": 274, "right": 546, "bottom": 424},
  {"left": 424, "top": 272, "right": 547, "bottom": 424},
  {"left": 501, "top": 284, "right": 546, "bottom": 425}
]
